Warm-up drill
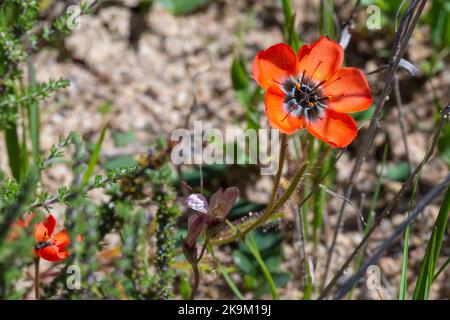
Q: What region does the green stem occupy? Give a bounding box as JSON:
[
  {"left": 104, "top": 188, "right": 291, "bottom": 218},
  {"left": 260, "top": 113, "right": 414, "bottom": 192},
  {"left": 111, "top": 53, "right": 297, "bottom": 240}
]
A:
[
  {"left": 267, "top": 133, "right": 288, "bottom": 211},
  {"left": 433, "top": 256, "right": 450, "bottom": 283},
  {"left": 211, "top": 161, "right": 308, "bottom": 245},
  {"left": 246, "top": 232, "right": 279, "bottom": 299},
  {"left": 207, "top": 243, "right": 244, "bottom": 300}
]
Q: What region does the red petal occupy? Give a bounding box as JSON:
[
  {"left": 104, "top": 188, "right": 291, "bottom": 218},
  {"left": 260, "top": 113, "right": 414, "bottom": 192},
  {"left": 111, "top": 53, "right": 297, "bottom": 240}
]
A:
[
  {"left": 36, "top": 245, "right": 70, "bottom": 262},
  {"left": 34, "top": 214, "right": 56, "bottom": 242},
  {"left": 265, "top": 84, "right": 303, "bottom": 134},
  {"left": 52, "top": 230, "right": 71, "bottom": 251},
  {"left": 43, "top": 214, "right": 56, "bottom": 237},
  {"left": 298, "top": 36, "right": 343, "bottom": 83},
  {"left": 252, "top": 43, "right": 298, "bottom": 90},
  {"left": 323, "top": 67, "right": 372, "bottom": 113},
  {"left": 304, "top": 109, "right": 357, "bottom": 148}
]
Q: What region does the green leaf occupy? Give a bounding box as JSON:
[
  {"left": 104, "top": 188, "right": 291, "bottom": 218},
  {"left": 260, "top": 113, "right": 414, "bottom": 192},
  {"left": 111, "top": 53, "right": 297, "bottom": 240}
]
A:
[
  {"left": 27, "top": 59, "right": 40, "bottom": 164},
  {"left": 233, "top": 250, "right": 254, "bottom": 275},
  {"left": 437, "top": 117, "right": 450, "bottom": 165},
  {"left": 231, "top": 57, "right": 249, "bottom": 91},
  {"left": 426, "top": 0, "right": 450, "bottom": 49},
  {"left": 158, "top": 0, "right": 213, "bottom": 15},
  {"left": 82, "top": 123, "right": 109, "bottom": 185},
  {"left": 113, "top": 130, "right": 136, "bottom": 148},
  {"left": 256, "top": 272, "right": 292, "bottom": 297},
  {"left": 5, "top": 122, "right": 21, "bottom": 181},
  {"left": 385, "top": 161, "right": 410, "bottom": 182},
  {"left": 99, "top": 100, "right": 113, "bottom": 116},
  {"left": 229, "top": 200, "right": 265, "bottom": 219},
  {"left": 353, "top": 105, "right": 375, "bottom": 121},
  {"left": 239, "top": 231, "right": 282, "bottom": 255},
  {"left": 103, "top": 155, "right": 137, "bottom": 170},
  {"left": 179, "top": 273, "right": 192, "bottom": 300}
]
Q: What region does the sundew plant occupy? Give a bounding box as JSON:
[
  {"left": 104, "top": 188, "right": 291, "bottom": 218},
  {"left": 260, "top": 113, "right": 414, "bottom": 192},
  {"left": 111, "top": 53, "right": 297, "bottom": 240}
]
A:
[{"left": 0, "top": 0, "right": 449, "bottom": 302}]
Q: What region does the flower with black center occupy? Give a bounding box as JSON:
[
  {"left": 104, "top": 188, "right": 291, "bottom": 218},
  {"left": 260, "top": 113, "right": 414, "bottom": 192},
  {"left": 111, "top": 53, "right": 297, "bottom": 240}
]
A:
[
  {"left": 252, "top": 36, "right": 372, "bottom": 148},
  {"left": 33, "top": 214, "right": 71, "bottom": 262}
]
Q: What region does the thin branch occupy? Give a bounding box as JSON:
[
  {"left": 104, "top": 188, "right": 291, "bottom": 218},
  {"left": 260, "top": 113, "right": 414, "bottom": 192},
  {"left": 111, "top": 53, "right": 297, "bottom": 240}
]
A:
[
  {"left": 321, "top": 0, "right": 428, "bottom": 288},
  {"left": 319, "top": 110, "right": 446, "bottom": 299},
  {"left": 394, "top": 75, "right": 412, "bottom": 174},
  {"left": 319, "top": 184, "right": 366, "bottom": 227},
  {"left": 335, "top": 173, "right": 450, "bottom": 299}
]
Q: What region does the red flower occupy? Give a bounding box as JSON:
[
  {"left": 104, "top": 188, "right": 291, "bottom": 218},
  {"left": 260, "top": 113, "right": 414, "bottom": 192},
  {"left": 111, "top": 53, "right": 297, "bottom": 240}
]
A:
[
  {"left": 33, "top": 214, "right": 71, "bottom": 262},
  {"left": 252, "top": 36, "right": 372, "bottom": 148}
]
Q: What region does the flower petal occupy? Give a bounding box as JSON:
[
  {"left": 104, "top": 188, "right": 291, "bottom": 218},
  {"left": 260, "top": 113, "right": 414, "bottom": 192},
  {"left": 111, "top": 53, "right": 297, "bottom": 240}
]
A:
[
  {"left": 184, "top": 213, "right": 208, "bottom": 247},
  {"left": 265, "top": 84, "right": 302, "bottom": 134},
  {"left": 222, "top": 187, "right": 240, "bottom": 207},
  {"left": 52, "top": 230, "right": 71, "bottom": 251},
  {"left": 298, "top": 36, "right": 343, "bottom": 83},
  {"left": 323, "top": 67, "right": 372, "bottom": 113},
  {"left": 252, "top": 43, "right": 298, "bottom": 90},
  {"left": 184, "top": 193, "right": 209, "bottom": 213},
  {"left": 208, "top": 187, "right": 240, "bottom": 220},
  {"left": 304, "top": 109, "right": 357, "bottom": 148},
  {"left": 34, "top": 214, "right": 56, "bottom": 242},
  {"left": 36, "top": 245, "right": 70, "bottom": 262}
]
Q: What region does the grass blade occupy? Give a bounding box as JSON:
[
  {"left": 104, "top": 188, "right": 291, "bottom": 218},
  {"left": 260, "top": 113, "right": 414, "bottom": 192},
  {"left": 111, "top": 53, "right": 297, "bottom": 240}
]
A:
[
  {"left": 5, "top": 122, "right": 22, "bottom": 181},
  {"left": 400, "top": 115, "right": 439, "bottom": 299},
  {"left": 82, "top": 122, "right": 109, "bottom": 185},
  {"left": 281, "top": 0, "right": 301, "bottom": 50},
  {"left": 320, "top": 0, "right": 335, "bottom": 39},
  {"left": 433, "top": 256, "right": 450, "bottom": 282},
  {"left": 413, "top": 184, "right": 450, "bottom": 299},
  {"left": 207, "top": 242, "right": 244, "bottom": 300},
  {"left": 398, "top": 224, "right": 410, "bottom": 299},
  {"left": 245, "top": 232, "right": 279, "bottom": 300},
  {"left": 27, "top": 59, "right": 40, "bottom": 164}
]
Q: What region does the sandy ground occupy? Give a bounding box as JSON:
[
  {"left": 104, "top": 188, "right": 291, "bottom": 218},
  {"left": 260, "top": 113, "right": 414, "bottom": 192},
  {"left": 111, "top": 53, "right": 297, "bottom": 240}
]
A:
[{"left": 4, "top": 0, "right": 449, "bottom": 299}]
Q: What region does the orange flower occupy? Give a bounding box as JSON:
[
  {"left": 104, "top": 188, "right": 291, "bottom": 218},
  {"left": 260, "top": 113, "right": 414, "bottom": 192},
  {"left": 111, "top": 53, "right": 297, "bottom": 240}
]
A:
[
  {"left": 7, "top": 213, "right": 35, "bottom": 241},
  {"left": 33, "top": 214, "right": 71, "bottom": 262},
  {"left": 252, "top": 36, "right": 372, "bottom": 148}
]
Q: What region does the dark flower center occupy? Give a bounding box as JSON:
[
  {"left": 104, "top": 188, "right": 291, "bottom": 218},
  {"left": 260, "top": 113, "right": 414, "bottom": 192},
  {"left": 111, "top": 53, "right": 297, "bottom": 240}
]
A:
[
  {"left": 281, "top": 74, "right": 328, "bottom": 122},
  {"left": 34, "top": 240, "right": 53, "bottom": 251}
]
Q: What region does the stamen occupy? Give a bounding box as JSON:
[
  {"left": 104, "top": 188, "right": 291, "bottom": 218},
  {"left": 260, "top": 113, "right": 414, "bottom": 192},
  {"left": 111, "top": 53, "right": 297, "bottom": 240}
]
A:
[
  {"left": 281, "top": 107, "right": 296, "bottom": 122},
  {"left": 312, "top": 96, "right": 329, "bottom": 103},
  {"left": 309, "top": 60, "right": 323, "bottom": 80},
  {"left": 273, "top": 79, "right": 284, "bottom": 86},
  {"left": 320, "top": 76, "right": 342, "bottom": 90},
  {"left": 299, "top": 69, "right": 306, "bottom": 88},
  {"left": 310, "top": 80, "right": 326, "bottom": 94}
]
